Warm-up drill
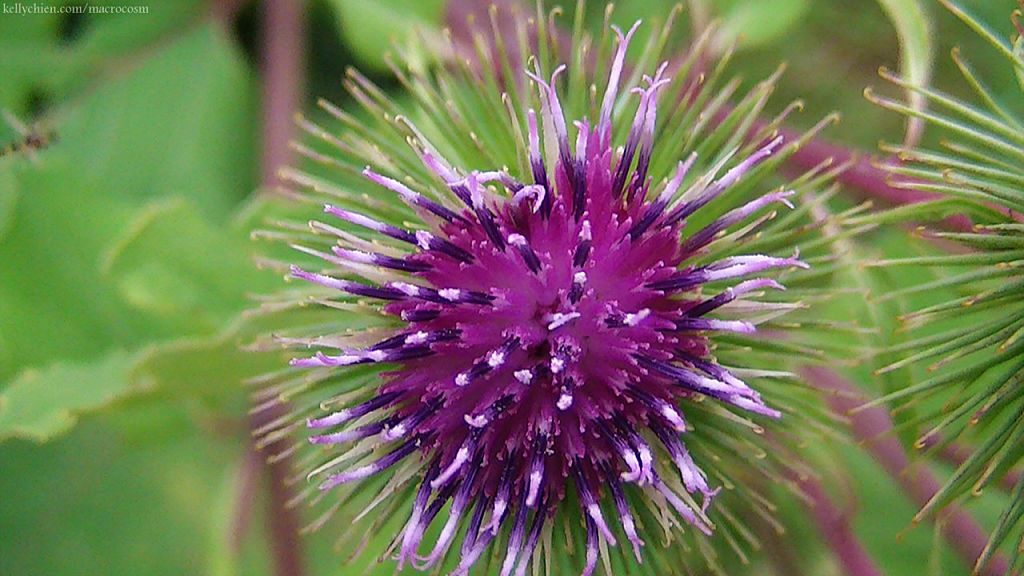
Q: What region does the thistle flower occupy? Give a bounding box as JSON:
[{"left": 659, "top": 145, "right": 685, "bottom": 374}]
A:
[
  {"left": 865, "top": 1, "right": 1024, "bottom": 572},
  {"left": 254, "top": 5, "right": 835, "bottom": 575}
]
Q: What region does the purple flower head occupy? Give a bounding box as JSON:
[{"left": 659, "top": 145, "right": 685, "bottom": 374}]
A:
[{"left": 265, "top": 12, "right": 826, "bottom": 576}]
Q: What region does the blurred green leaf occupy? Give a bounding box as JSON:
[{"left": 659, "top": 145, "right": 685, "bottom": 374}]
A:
[
  {"left": 0, "top": 195, "right": 276, "bottom": 444},
  {"left": 0, "top": 312, "right": 277, "bottom": 447},
  {"left": 128, "top": 320, "right": 283, "bottom": 418},
  {"left": 0, "top": 0, "right": 203, "bottom": 116},
  {"left": 0, "top": 22, "right": 256, "bottom": 381},
  {"left": 62, "top": 22, "right": 257, "bottom": 219},
  {"left": 102, "top": 198, "right": 275, "bottom": 335},
  {"left": 715, "top": 0, "right": 813, "bottom": 50},
  {"left": 840, "top": 443, "right": 965, "bottom": 574},
  {"left": 40, "top": 318, "right": 280, "bottom": 449},
  {"left": 0, "top": 16, "right": 264, "bottom": 439},
  {"left": 0, "top": 9, "right": 64, "bottom": 112},
  {"left": 207, "top": 455, "right": 248, "bottom": 576},
  {"left": 1014, "top": 35, "right": 1024, "bottom": 92},
  {"left": 0, "top": 418, "right": 262, "bottom": 576},
  {"left": 0, "top": 160, "right": 132, "bottom": 383},
  {"left": 876, "top": 0, "right": 934, "bottom": 143},
  {"left": 70, "top": 1, "right": 203, "bottom": 60},
  {"left": 0, "top": 161, "right": 17, "bottom": 241},
  {"left": 596, "top": 0, "right": 814, "bottom": 55},
  {"left": 0, "top": 350, "right": 143, "bottom": 442},
  {"left": 328, "top": 0, "right": 445, "bottom": 71},
  {"left": 598, "top": 0, "right": 674, "bottom": 32}
]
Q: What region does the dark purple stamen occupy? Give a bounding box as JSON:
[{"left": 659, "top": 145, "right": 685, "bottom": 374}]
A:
[
  {"left": 498, "top": 492, "right": 531, "bottom": 576},
  {"left": 319, "top": 434, "right": 424, "bottom": 490},
  {"left": 581, "top": 504, "right": 600, "bottom": 576},
  {"left": 645, "top": 267, "right": 712, "bottom": 293},
  {"left": 417, "top": 234, "right": 475, "bottom": 263},
  {"left": 675, "top": 351, "right": 753, "bottom": 393},
  {"left": 332, "top": 246, "right": 432, "bottom": 273},
  {"left": 508, "top": 233, "right": 542, "bottom": 273},
  {"left": 407, "top": 480, "right": 460, "bottom": 564},
  {"left": 306, "top": 389, "right": 404, "bottom": 429},
  {"left": 626, "top": 67, "right": 670, "bottom": 203},
  {"left": 325, "top": 205, "right": 417, "bottom": 244},
  {"left": 572, "top": 463, "right": 617, "bottom": 545},
  {"left": 626, "top": 156, "right": 695, "bottom": 240},
  {"left": 524, "top": 433, "right": 547, "bottom": 507},
  {"left": 526, "top": 110, "right": 552, "bottom": 218},
  {"left": 309, "top": 419, "right": 389, "bottom": 445},
  {"left": 455, "top": 506, "right": 499, "bottom": 574},
  {"left": 671, "top": 317, "right": 755, "bottom": 334},
  {"left": 635, "top": 355, "right": 779, "bottom": 417},
  {"left": 388, "top": 282, "right": 495, "bottom": 306},
  {"left": 431, "top": 431, "right": 480, "bottom": 490},
  {"left": 595, "top": 419, "right": 643, "bottom": 482},
  {"left": 325, "top": 202, "right": 475, "bottom": 262},
  {"left": 612, "top": 96, "right": 646, "bottom": 198},
  {"left": 512, "top": 494, "right": 549, "bottom": 576},
  {"left": 625, "top": 385, "right": 687, "bottom": 431},
  {"left": 528, "top": 66, "right": 581, "bottom": 218},
  {"left": 613, "top": 416, "right": 655, "bottom": 483},
  {"left": 290, "top": 265, "right": 406, "bottom": 300},
  {"left": 635, "top": 354, "right": 732, "bottom": 396},
  {"left": 678, "top": 191, "right": 794, "bottom": 254},
  {"left": 484, "top": 452, "right": 518, "bottom": 534},
  {"left": 572, "top": 220, "right": 592, "bottom": 267},
  {"left": 400, "top": 309, "right": 441, "bottom": 323},
  {"left": 416, "top": 451, "right": 483, "bottom": 569},
  {"left": 455, "top": 337, "right": 520, "bottom": 387},
  {"left": 447, "top": 182, "right": 475, "bottom": 208},
  {"left": 648, "top": 420, "right": 714, "bottom": 508},
  {"left": 570, "top": 121, "right": 589, "bottom": 219},
  {"left": 397, "top": 459, "right": 441, "bottom": 568},
  {"left": 289, "top": 343, "right": 434, "bottom": 368},
  {"left": 685, "top": 278, "right": 783, "bottom": 318},
  {"left": 459, "top": 492, "right": 490, "bottom": 558},
  {"left": 568, "top": 270, "right": 587, "bottom": 304},
  {"left": 602, "top": 463, "right": 645, "bottom": 561},
  {"left": 363, "top": 168, "right": 468, "bottom": 225},
  {"left": 368, "top": 328, "right": 461, "bottom": 352},
  {"left": 449, "top": 176, "right": 508, "bottom": 251},
  {"left": 384, "top": 397, "right": 443, "bottom": 441},
  {"left": 626, "top": 198, "right": 669, "bottom": 240},
  {"left": 662, "top": 136, "right": 784, "bottom": 228}
]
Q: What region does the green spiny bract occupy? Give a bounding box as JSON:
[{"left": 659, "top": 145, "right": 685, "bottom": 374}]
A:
[{"left": 867, "top": 1, "right": 1024, "bottom": 573}]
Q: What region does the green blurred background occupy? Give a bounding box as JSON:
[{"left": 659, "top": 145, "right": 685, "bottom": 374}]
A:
[{"left": 0, "top": 0, "right": 1018, "bottom": 574}]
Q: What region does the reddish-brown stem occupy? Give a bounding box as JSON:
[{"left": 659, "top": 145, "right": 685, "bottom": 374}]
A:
[
  {"left": 253, "top": 1, "right": 307, "bottom": 575},
  {"left": 247, "top": 404, "right": 305, "bottom": 576},
  {"left": 802, "top": 366, "right": 1009, "bottom": 576},
  {"left": 796, "top": 474, "right": 884, "bottom": 576},
  {"left": 767, "top": 124, "right": 988, "bottom": 232},
  {"left": 228, "top": 446, "right": 262, "bottom": 552},
  {"left": 919, "top": 437, "right": 1023, "bottom": 495},
  {"left": 210, "top": 0, "right": 248, "bottom": 24},
  {"left": 261, "top": 0, "right": 306, "bottom": 188},
  {"left": 722, "top": 95, "right": 1023, "bottom": 228}
]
